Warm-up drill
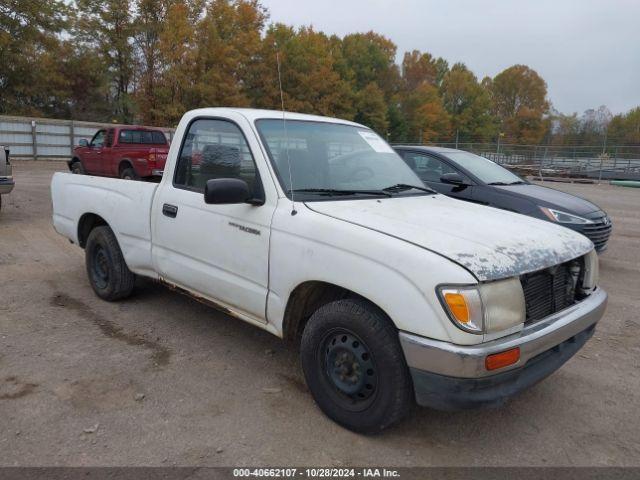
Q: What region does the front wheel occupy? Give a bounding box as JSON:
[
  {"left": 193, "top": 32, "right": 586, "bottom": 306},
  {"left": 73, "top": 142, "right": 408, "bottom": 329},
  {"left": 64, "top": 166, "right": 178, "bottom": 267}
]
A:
[
  {"left": 70, "top": 161, "right": 85, "bottom": 174},
  {"left": 85, "top": 226, "right": 135, "bottom": 301},
  {"left": 120, "top": 167, "right": 138, "bottom": 181},
  {"left": 300, "top": 299, "right": 413, "bottom": 434}
]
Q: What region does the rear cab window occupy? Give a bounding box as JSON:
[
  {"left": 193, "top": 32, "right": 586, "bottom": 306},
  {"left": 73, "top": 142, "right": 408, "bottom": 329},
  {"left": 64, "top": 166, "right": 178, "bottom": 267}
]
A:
[{"left": 118, "top": 129, "right": 167, "bottom": 145}]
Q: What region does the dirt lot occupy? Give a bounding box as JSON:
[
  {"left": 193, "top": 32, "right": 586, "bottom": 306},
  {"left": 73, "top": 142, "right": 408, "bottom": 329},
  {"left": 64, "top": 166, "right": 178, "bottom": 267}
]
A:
[{"left": 1, "top": 161, "right": 639, "bottom": 467}]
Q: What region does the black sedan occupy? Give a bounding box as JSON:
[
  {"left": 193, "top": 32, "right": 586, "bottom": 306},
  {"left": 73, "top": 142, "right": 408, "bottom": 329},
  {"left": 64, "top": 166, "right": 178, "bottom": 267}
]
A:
[{"left": 394, "top": 145, "right": 612, "bottom": 252}]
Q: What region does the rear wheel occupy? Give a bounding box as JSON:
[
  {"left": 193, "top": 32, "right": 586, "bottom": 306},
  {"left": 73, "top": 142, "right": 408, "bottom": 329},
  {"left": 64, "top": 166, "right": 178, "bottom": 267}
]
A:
[
  {"left": 120, "top": 167, "right": 138, "bottom": 181},
  {"left": 70, "top": 161, "right": 85, "bottom": 174},
  {"left": 300, "top": 298, "right": 413, "bottom": 434},
  {"left": 85, "top": 226, "right": 135, "bottom": 301}
]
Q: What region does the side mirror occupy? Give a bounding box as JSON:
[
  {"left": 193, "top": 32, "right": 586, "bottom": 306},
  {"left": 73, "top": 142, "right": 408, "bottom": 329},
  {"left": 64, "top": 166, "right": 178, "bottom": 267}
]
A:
[
  {"left": 79, "top": 139, "right": 88, "bottom": 147},
  {"left": 440, "top": 172, "right": 467, "bottom": 186},
  {"left": 204, "top": 178, "right": 258, "bottom": 205}
]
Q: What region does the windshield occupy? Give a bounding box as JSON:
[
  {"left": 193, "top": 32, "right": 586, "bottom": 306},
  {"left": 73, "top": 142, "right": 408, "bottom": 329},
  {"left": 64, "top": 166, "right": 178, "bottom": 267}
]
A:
[
  {"left": 444, "top": 151, "right": 524, "bottom": 185},
  {"left": 256, "top": 119, "right": 426, "bottom": 200}
]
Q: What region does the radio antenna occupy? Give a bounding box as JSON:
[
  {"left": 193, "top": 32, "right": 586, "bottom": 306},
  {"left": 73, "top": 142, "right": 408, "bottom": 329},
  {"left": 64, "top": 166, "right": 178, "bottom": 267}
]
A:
[{"left": 276, "top": 49, "right": 297, "bottom": 216}]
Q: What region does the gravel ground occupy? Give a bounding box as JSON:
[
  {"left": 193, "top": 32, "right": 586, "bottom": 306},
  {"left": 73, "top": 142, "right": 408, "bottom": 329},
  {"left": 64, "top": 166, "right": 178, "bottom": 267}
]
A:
[{"left": 1, "top": 161, "right": 639, "bottom": 467}]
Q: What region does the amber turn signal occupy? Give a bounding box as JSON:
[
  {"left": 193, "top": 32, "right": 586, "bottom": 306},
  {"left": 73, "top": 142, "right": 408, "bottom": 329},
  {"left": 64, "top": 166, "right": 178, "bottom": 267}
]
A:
[
  {"left": 485, "top": 347, "right": 520, "bottom": 371},
  {"left": 443, "top": 292, "right": 470, "bottom": 323}
]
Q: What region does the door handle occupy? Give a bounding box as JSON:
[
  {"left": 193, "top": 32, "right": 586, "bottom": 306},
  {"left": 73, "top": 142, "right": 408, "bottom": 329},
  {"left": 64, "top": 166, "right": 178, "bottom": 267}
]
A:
[{"left": 162, "top": 204, "right": 178, "bottom": 218}]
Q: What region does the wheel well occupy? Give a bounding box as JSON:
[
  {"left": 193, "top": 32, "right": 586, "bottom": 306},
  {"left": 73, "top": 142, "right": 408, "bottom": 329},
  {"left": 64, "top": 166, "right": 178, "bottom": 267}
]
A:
[
  {"left": 77, "top": 213, "right": 108, "bottom": 248},
  {"left": 283, "top": 281, "right": 366, "bottom": 345},
  {"left": 118, "top": 160, "right": 133, "bottom": 175}
]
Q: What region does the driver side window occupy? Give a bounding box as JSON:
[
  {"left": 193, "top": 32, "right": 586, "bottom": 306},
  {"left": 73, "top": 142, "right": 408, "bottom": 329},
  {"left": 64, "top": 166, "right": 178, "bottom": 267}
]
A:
[
  {"left": 174, "top": 118, "right": 260, "bottom": 195},
  {"left": 90, "top": 130, "right": 106, "bottom": 148},
  {"left": 403, "top": 153, "right": 457, "bottom": 183}
]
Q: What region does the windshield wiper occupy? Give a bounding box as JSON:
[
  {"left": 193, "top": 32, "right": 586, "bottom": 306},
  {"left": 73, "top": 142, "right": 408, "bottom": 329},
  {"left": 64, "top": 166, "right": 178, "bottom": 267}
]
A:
[
  {"left": 382, "top": 183, "right": 438, "bottom": 194},
  {"left": 507, "top": 180, "right": 527, "bottom": 185},
  {"left": 288, "top": 188, "right": 392, "bottom": 197}
]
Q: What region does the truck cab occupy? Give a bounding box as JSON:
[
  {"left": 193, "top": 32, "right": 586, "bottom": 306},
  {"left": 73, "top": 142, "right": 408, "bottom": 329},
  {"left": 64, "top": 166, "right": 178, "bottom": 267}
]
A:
[
  {"left": 69, "top": 126, "right": 169, "bottom": 180},
  {"left": 51, "top": 108, "right": 607, "bottom": 433}
]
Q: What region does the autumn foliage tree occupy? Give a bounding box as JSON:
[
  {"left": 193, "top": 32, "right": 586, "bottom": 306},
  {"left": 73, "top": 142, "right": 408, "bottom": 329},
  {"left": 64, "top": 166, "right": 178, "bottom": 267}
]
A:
[
  {"left": 440, "top": 63, "right": 496, "bottom": 142},
  {"left": 487, "top": 64, "right": 549, "bottom": 143},
  {"left": 250, "top": 24, "right": 355, "bottom": 119}
]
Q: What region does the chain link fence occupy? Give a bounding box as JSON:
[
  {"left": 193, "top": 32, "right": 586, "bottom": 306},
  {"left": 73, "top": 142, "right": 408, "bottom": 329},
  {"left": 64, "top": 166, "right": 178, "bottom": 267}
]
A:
[{"left": 422, "top": 142, "right": 640, "bottom": 181}]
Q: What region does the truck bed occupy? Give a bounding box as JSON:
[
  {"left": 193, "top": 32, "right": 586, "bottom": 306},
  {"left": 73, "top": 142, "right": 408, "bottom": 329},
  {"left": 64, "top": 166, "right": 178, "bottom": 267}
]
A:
[{"left": 51, "top": 172, "right": 159, "bottom": 277}]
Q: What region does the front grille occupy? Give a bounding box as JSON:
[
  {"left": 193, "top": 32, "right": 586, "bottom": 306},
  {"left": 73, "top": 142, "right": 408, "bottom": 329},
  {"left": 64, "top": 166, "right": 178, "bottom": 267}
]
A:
[
  {"left": 520, "top": 260, "right": 582, "bottom": 324},
  {"left": 582, "top": 212, "right": 612, "bottom": 251}
]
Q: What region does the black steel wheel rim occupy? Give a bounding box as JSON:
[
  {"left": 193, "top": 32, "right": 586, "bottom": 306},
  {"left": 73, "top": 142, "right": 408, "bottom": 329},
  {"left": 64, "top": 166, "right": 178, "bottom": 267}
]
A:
[
  {"left": 91, "top": 245, "right": 110, "bottom": 290},
  {"left": 319, "top": 328, "right": 378, "bottom": 411}
]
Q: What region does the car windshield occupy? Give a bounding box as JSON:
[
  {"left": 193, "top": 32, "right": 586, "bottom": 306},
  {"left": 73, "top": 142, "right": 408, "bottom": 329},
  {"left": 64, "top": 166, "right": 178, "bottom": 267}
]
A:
[
  {"left": 444, "top": 151, "right": 524, "bottom": 185},
  {"left": 256, "top": 119, "right": 427, "bottom": 200}
]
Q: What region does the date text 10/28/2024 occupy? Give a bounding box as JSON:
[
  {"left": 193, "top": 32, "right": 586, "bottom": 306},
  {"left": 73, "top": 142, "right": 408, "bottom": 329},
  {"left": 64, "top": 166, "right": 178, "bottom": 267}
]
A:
[{"left": 233, "top": 468, "right": 401, "bottom": 478}]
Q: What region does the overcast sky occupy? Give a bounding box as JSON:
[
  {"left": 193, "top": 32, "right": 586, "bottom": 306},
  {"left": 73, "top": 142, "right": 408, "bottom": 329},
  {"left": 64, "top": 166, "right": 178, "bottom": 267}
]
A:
[{"left": 260, "top": 0, "right": 639, "bottom": 115}]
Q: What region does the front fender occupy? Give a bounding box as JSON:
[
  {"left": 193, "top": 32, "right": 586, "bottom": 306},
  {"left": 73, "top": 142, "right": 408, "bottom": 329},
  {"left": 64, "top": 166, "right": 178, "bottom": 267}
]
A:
[{"left": 267, "top": 203, "right": 480, "bottom": 345}]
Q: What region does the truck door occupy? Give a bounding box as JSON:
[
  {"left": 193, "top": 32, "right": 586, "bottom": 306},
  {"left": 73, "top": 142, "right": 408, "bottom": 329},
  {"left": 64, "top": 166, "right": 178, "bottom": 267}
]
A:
[
  {"left": 151, "top": 115, "right": 275, "bottom": 324},
  {"left": 100, "top": 128, "right": 115, "bottom": 176},
  {"left": 83, "top": 129, "right": 106, "bottom": 174}
]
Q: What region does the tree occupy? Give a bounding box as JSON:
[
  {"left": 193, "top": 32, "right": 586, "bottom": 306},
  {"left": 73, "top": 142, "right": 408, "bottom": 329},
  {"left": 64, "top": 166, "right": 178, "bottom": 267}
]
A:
[
  {"left": 608, "top": 107, "right": 640, "bottom": 145},
  {"left": 191, "top": 0, "right": 267, "bottom": 109},
  {"left": 440, "top": 63, "right": 497, "bottom": 142},
  {"left": 76, "top": 0, "right": 136, "bottom": 122},
  {"left": 134, "top": 0, "right": 192, "bottom": 124},
  {"left": 402, "top": 83, "right": 450, "bottom": 143},
  {"left": 249, "top": 24, "right": 355, "bottom": 119},
  {"left": 43, "top": 41, "right": 112, "bottom": 120},
  {"left": 341, "top": 32, "right": 399, "bottom": 96},
  {"left": 354, "top": 83, "right": 388, "bottom": 134},
  {"left": 0, "top": 0, "right": 71, "bottom": 114},
  {"left": 579, "top": 105, "right": 612, "bottom": 145},
  {"left": 549, "top": 110, "right": 581, "bottom": 145},
  {"left": 338, "top": 32, "right": 401, "bottom": 133},
  {"left": 152, "top": 1, "right": 196, "bottom": 125},
  {"left": 402, "top": 50, "right": 447, "bottom": 90},
  {"left": 489, "top": 65, "right": 549, "bottom": 143}
]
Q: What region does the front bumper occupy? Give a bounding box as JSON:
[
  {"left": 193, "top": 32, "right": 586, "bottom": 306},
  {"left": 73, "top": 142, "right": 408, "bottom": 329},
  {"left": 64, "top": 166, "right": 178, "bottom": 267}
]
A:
[
  {"left": 400, "top": 287, "right": 607, "bottom": 410},
  {"left": 0, "top": 177, "right": 15, "bottom": 195}
]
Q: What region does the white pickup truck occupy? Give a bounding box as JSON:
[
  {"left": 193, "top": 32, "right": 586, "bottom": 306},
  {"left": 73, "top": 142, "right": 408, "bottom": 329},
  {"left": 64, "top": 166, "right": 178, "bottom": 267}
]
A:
[{"left": 52, "top": 108, "right": 607, "bottom": 433}]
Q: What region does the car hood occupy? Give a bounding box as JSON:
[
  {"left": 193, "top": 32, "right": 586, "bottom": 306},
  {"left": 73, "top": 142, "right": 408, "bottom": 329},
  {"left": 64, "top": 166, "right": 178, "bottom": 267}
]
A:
[
  {"left": 306, "top": 195, "right": 593, "bottom": 281},
  {"left": 493, "top": 183, "right": 601, "bottom": 215}
]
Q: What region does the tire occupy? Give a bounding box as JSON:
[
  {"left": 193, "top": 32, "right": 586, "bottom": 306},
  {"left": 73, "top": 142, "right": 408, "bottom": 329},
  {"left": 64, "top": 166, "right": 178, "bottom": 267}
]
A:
[
  {"left": 85, "top": 226, "right": 135, "bottom": 301},
  {"left": 120, "top": 167, "right": 138, "bottom": 181},
  {"left": 300, "top": 298, "right": 413, "bottom": 434},
  {"left": 70, "top": 161, "right": 85, "bottom": 174}
]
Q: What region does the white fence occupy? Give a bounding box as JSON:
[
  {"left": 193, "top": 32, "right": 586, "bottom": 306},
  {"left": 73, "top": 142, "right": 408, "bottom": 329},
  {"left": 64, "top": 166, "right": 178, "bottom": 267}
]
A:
[{"left": 0, "top": 115, "right": 175, "bottom": 160}]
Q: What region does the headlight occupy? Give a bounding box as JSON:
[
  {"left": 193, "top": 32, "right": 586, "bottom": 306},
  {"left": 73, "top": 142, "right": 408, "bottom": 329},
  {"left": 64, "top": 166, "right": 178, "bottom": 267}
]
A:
[
  {"left": 540, "top": 207, "right": 593, "bottom": 225},
  {"left": 438, "top": 277, "right": 525, "bottom": 335}
]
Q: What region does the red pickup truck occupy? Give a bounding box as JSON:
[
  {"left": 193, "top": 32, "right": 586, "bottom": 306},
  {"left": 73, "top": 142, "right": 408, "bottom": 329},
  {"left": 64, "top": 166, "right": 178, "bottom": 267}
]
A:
[{"left": 69, "top": 126, "right": 169, "bottom": 180}]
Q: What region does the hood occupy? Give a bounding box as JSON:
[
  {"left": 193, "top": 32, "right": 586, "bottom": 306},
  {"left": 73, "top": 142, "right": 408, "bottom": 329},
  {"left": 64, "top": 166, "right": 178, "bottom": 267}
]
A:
[
  {"left": 494, "top": 183, "right": 601, "bottom": 215},
  {"left": 307, "top": 195, "right": 593, "bottom": 281}
]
